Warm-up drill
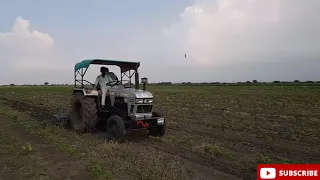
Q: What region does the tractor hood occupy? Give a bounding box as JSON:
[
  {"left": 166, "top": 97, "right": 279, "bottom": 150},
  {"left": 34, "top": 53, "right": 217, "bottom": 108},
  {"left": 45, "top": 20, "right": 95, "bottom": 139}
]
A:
[{"left": 111, "top": 85, "right": 153, "bottom": 99}]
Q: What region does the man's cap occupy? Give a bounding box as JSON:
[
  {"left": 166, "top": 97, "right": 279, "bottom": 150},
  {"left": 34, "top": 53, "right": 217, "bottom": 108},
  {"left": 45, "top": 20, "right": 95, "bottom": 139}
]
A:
[{"left": 100, "top": 67, "right": 108, "bottom": 71}]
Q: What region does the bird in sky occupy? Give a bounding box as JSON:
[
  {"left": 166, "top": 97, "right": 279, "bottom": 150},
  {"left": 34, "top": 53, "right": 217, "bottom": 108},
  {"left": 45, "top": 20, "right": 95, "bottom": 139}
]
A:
[{"left": 185, "top": 54, "right": 187, "bottom": 58}]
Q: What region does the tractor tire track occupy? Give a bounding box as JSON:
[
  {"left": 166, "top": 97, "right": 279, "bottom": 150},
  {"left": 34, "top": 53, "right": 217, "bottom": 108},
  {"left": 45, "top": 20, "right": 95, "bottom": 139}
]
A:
[
  {"left": 128, "top": 137, "right": 250, "bottom": 180},
  {"left": 168, "top": 121, "right": 320, "bottom": 164},
  {"left": 0, "top": 96, "right": 248, "bottom": 180}
]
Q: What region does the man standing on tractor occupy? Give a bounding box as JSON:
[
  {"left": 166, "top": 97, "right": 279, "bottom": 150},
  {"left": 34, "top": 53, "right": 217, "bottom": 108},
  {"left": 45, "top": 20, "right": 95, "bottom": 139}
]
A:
[{"left": 94, "top": 67, "right": 115, "bottom": 109}]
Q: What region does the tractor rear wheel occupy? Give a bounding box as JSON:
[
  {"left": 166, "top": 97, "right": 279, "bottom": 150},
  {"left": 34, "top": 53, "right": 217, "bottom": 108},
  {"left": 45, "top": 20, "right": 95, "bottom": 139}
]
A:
[
  {"left": 70, "top": 92, "right": 98, "bottom": 133},
  {"left": 148, "top": 111, "right": 166, "bottom": 137}
]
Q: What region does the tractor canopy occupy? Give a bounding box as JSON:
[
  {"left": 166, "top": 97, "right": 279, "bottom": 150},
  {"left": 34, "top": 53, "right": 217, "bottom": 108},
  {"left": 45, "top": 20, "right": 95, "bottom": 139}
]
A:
[
  {"left": 74, "top": 59, "right": 140, "bottom": 73},
  {"left": 74, "top": 59, "right": 141, "bottom": 89}
]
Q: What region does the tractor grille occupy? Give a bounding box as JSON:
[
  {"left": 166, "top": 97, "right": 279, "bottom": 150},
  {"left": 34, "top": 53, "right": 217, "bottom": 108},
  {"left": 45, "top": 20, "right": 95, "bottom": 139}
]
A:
[{"left": 136, "top": 105, "right": 152, "bottom": 113}]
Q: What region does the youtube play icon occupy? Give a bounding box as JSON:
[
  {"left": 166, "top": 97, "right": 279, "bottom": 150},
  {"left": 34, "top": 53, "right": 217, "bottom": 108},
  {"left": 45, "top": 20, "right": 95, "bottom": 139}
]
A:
[{"left": 260, "top": 168, "right": 276, "bottom": 179}]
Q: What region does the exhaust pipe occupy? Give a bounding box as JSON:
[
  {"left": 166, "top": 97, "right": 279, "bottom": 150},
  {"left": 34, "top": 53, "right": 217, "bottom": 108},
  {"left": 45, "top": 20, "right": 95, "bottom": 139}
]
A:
[{"left": 141, "top": 77, "right": 148, "bottom": 91}]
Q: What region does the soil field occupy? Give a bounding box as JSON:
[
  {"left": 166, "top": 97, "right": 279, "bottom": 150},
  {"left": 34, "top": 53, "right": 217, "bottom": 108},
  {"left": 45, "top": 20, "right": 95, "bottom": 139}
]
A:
[{"left": 0, "top": 85, "right": 319, "bottom": 180}]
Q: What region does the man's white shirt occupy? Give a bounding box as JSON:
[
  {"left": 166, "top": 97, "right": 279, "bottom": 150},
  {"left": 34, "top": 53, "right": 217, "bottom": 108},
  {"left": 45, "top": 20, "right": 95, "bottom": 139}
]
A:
[{"left": 95, "top": 74, "right": 113, "bottom": 88}]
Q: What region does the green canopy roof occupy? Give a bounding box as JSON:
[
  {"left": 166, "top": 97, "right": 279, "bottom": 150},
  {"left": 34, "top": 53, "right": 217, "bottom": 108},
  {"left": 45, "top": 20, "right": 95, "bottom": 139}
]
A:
[{"left": 74, "top": 59, "right": 140, "bottom": 72}]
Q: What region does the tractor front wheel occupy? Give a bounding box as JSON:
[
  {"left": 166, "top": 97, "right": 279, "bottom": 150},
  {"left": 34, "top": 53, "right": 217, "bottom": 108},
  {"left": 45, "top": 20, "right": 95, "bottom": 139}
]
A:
[
  {"left": 148, "top": 111, "right": 166, "bottom": 137},
  {"left": 70, "top": 92, "right": 98, "bottom": 133},
  {"left": 106, "top": 115, "right": 126, "bottom": 141}
]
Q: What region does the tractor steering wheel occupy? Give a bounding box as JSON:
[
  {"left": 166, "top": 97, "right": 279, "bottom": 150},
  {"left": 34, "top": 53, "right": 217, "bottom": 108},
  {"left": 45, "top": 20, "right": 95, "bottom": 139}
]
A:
[
  {"left": 107, "top": 80, "right": 121, "bottom": 87},
  {"left": 106, "top": 80, "right": 131, "bottom": 87}
]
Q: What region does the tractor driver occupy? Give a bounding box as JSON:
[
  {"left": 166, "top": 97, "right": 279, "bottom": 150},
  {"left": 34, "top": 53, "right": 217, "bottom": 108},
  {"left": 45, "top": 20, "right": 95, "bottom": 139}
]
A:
[{"left": 94, "top": 67, "right": 115, "bottom": 109}]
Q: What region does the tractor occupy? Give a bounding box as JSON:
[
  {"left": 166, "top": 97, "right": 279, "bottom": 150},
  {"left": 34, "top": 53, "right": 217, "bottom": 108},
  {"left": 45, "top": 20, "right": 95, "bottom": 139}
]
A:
[{"left": 70, "top": 59, "right": 166, "bottom": 140}]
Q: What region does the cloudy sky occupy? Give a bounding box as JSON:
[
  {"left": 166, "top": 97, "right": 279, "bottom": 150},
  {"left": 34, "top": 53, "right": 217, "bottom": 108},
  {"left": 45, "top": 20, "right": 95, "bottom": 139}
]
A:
[{"left": 0, "top": 0, "right": 319, "bottom": 84}]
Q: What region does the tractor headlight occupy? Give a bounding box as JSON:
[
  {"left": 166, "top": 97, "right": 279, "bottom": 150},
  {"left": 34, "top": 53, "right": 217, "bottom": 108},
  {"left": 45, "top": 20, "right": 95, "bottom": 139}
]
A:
[
  {"left": 136, "top": 99, "right": 143, "bottom": 104},
  {"left": 136, "top": 98, "right": 153, "bottom": 104}
]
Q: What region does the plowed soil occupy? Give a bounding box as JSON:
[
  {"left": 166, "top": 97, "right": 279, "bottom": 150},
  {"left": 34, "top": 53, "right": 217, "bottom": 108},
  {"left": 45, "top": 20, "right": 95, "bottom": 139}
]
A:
[
  {"left": 0, "top": 115, "right": 91, "bottom": 180},
  {"left": 0, "top": 85, "right": 319, "bottom": 180}
]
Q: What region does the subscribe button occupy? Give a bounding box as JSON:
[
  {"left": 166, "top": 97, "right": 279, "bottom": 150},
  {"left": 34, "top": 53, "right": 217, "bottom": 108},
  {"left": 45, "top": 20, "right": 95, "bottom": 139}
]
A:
[{"left": 257, "top": 164, "right": 320, "bottom": 180}]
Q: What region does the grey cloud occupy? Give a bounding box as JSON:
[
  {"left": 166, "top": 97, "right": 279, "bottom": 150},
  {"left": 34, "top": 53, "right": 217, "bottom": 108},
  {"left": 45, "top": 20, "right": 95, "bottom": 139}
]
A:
[{"left": 1, "top": 0, "right": 320, "bottom": 84}]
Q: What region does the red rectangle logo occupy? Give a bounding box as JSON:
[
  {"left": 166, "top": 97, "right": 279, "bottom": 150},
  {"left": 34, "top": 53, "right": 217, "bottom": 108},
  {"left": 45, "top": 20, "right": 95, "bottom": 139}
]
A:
[{"left": 257, "top": 164, "right": 320, "bottom": 180}]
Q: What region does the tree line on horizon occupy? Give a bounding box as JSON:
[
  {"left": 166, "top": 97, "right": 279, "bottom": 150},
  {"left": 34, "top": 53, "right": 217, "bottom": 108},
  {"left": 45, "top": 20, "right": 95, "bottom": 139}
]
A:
[
  {"left": 4, "top": 79, "right": 320, "bottom": 87},
  {"left": 152, "top": 80, "right": 320, "bottom": 86}
]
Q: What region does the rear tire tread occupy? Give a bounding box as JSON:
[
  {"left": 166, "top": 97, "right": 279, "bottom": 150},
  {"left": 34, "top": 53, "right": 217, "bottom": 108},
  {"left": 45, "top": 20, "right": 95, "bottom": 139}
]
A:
[{"left": 70, "top": 92, "right": 98, "bottom": 133}]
